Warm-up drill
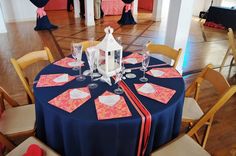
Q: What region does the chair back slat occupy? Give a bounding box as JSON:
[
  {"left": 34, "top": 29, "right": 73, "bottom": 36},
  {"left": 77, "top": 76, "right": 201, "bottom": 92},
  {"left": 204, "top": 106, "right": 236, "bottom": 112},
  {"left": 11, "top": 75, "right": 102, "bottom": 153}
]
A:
[
  {"left": 185, "top": 64, "right": 213, "bottom": 97},
  {"left": 186, "top": 64, "right": 230, "bottom": 98},
  {"left": 203, "top": 67, "right": 230, "bottom": 95},
  {"left": 17, "top": 48, "right": 54, "bottom": 69},
  {"left": 79, "top": 41, "right": 100, "bottom": 52},
  {"left": 147, "top": 43, "right": 182, "bottom": 68}
]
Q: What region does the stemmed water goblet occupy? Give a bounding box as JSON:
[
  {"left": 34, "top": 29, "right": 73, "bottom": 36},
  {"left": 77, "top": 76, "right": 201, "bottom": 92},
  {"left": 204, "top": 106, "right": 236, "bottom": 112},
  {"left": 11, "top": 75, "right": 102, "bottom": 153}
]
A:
[
  {"left": 73, "top": 43, "right": 86, "bottom": 81},
  {"left": 140, "top": 41, "right": 151, "bottom": 71},
  {"left": 139, "top": 51, "right": 150, "bottom": 82},
  {"left": 114, "top": 68, "right": 124, "bottom": 94},
  {"left": 88, "top": 37, "right": 101, "bottom": 77},
  {"left": 86, "top": 49, "right": 98, "bottom": 89},
  {"left": 113, "top": 55, "right": 124, "bottom": 94},
  {"left": 71, "top": 42, "right": 80, "bottom": 71}
]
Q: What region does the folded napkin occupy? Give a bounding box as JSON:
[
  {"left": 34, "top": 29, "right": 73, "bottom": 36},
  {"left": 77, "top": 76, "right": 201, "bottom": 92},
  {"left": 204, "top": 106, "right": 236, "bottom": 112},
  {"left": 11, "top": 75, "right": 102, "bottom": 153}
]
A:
[
  {"left": 134, "top": 83, "right": 176, "bottom": 104},
  {"left": 123, "top": 58, "right": 138, "bottom": 64},
  {"left": 137, "top": 83, "right": 156, "bottom": 94},
  {"left": 70, "top": 89, "right": 90, "bottom": 99},
  {"left": 95, "top": 91, "right": 132, "bottom": 120},
  {"left": 49, "top": 87, "right": 91, "bottom": 113},
  {"left": 54, "top": 57, "right": 84, "bottom": 68},
  {"left": 53, "top": 74, "right": 68, "bottom": 83},
  {"left": 98, "top": 95, "right": 120, "bottom": 107},
  {"left": 36, "top": 74, "right": 75, "bottom": 87},
  {"left": 123, "top": 53, "right": 143, "bottom": 64},
  {"left": 23, "top": 144, "right": 44, "bottom": 156},
  {"left": 146, "top": 67, "right": 182, "bottom": 78}
]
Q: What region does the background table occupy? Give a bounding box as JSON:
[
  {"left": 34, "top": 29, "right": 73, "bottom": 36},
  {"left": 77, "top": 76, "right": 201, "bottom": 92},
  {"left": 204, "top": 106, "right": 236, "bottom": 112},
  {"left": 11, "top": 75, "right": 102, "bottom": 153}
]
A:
[
  {"left": 33, "top": 52, "right": 185, "bottom": 156},
  {"left": 206, "top": 6, "right": 236, "bottom": 30},
  {"left": 101, "top": 0, "right": 124, "bottom": 15}
]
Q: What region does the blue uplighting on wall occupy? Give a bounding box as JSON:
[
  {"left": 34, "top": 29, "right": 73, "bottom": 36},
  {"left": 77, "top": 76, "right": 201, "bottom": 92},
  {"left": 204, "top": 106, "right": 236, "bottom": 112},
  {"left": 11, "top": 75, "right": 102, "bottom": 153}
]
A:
[{"left": 183, "top": 41, "right": 191, "bottom": 69}]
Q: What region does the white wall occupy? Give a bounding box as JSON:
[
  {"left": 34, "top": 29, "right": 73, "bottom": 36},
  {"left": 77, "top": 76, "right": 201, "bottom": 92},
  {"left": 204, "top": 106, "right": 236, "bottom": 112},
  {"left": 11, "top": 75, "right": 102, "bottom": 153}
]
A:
[
  {"left": 0, "top": 0, "right": 36, "bottom": 22},
  {"left": 161, "top": 0, "right": 170, "bottom": 19},
  {"left": 192, "top": 0, "right": 205, "bottom": 16},
  {"left": 221, "top": 0, "right": 236, "bottom": 7},
  {"left": 192, "top": 0, "right": 223, "bottom": 17},
  {"left": 0, "top": 4, "right": 7, "bottom": 33},
  {"left": 204, "top": 0, "right": 223, "bottom": 10}
]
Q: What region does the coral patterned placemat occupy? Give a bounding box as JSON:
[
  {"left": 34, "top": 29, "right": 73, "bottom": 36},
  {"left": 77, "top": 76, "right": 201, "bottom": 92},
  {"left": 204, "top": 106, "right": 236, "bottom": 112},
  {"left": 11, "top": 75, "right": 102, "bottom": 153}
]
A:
[
  {"left": 123, "top": 53, "right": 143, "bottom": 64},
  {"left": 146, "top": 67, "right": 181, "bottom": 78},
  {"left": 54, "top": 57, "right": 84, "bottom": 68},
  {"left": 36, "top": 74, "right": 75, "bottom": 87},
  {"left": 134, "top": 83, "right": 176, "bottom": 104},
  {"left": 48, "top": 87, "right": 91, "bottom": 113},
  {"left": 94, "top": 91, "right": 132, "bottom": 120}
]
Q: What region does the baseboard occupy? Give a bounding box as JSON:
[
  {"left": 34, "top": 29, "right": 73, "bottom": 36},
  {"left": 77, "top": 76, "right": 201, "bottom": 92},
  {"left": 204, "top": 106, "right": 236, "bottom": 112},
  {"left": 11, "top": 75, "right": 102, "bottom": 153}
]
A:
[{"left": 5, "top": 17, "right": 36, "bottom": 23}]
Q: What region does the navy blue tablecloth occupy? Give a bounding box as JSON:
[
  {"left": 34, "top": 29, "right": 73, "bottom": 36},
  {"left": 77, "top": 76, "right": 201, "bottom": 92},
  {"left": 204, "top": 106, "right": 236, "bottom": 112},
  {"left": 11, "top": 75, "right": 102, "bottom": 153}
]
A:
[
  {"left": 33, "top": 52, "right": 185, "bottom": 156},
  {"left": 206, "top": 6, "right": 236, "bottom": 30}
]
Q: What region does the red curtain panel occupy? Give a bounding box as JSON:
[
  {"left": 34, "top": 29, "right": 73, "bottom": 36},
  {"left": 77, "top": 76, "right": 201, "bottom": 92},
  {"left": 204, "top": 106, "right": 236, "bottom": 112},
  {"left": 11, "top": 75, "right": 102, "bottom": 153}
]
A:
[
  {"left": 45, "top": 0, "right": 67, "bottom": 10},
  {"left": 138, "top": 0, "right": 153, "bottom": 11}
]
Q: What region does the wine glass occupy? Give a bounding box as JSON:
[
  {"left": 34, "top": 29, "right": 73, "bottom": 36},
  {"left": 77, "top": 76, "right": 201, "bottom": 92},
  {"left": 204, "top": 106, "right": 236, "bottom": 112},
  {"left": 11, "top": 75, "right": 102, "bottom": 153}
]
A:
[
  {"left": 139, "top": 52, "right": 150, "bottom": 82},
  {"left": 88, "top": 37, "right": 101, "bottom": 77},
  {"left": 114, "top": 70, "right": 124, "bottom": 95},
  {"left": 140, "top": 41, "right": 151, "bottom": 71},
  {"left": 71, "top": 42, "right": 79, "bottom": 71},
  {"left": 74, "top": 43, "right": 86, "bottom": 81},
  {"left": 86, "top": 49, "right": 98, "bottom": 89},
  {"left": 83, "top": 37, "right": 95, "bottom": 76}
]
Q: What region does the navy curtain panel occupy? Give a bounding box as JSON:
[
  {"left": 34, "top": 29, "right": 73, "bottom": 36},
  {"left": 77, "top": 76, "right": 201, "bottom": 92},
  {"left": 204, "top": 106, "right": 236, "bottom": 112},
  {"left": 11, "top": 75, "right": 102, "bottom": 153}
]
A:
[
  {"left": 118, "top": 0, "right": 136, "bottom": 25},
  {"left": 30, "top": 0, "right": 58, "bottom": 31}
]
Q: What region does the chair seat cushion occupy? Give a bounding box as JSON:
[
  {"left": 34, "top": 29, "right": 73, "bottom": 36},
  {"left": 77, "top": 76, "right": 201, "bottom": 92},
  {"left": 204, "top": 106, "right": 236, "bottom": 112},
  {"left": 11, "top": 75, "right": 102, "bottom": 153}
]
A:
[
  {"left": 6, "top": 136, "right": 60, "bottom": 156},
  {"left": 0, "top": 104, "right": 35, "bottom": 135},
  {"left": 182, "top": 97, "right": 204, "bottom": 121},
  {"left": 152, "top": 135, "right": 211, "bottom": 156}
]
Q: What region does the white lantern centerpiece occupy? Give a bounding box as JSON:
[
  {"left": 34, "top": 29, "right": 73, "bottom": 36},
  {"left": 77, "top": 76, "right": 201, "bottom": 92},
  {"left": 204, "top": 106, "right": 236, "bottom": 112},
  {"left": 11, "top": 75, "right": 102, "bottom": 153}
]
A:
[{"left": 96, "top": 26, "right": 123, "bottom": 77}]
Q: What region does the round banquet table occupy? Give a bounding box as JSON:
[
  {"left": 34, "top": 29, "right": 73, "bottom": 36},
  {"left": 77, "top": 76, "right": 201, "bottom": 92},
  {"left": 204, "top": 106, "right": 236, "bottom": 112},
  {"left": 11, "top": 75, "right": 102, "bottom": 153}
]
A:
[{"left": 33, "top": 52, "right": 185, "bottom": 156}]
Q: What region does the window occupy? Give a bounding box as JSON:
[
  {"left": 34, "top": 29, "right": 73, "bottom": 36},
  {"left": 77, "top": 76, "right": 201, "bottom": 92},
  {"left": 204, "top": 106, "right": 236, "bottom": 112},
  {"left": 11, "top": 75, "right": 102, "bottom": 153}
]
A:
[{"left": 221, "top": 0, "right": 236, "bottom": 8}]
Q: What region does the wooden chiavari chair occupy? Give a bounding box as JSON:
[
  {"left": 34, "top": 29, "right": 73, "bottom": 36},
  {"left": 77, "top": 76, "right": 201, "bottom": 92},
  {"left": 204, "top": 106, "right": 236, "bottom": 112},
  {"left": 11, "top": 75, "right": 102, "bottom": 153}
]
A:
[
  {"left": 0, "top": 87, "right": 35, "bottom": 150},
  {"left": 182, "top": 64, "right": 231, "bottom": 148},
  {"left": 147, "top": 43, "right": 182, "bottom": 69},
  {"left": 220, "top": 28, "right": 236, "bottom": 72},
  {"left": 10, "top": 47, "right": 54, "bottom": 104},
  {"left": 152, "top": 82, "right": 236, "bottom": 155}
]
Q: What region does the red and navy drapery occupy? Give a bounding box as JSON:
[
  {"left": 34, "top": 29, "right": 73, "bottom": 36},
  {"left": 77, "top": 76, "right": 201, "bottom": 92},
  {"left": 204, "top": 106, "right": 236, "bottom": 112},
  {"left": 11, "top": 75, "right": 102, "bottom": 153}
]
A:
[
  {"left": 29, "top": 0, "right": 58, "bottom": 31},
  {"left": 118, "top": 0, "right": 136, "bottom": 25}
]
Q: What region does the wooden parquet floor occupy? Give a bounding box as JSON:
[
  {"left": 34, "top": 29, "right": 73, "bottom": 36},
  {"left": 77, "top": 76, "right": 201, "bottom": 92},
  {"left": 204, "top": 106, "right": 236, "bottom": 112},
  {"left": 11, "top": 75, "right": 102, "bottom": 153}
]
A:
[{"left": 0, "top": 10, "right": 235, "bottom": 155}]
